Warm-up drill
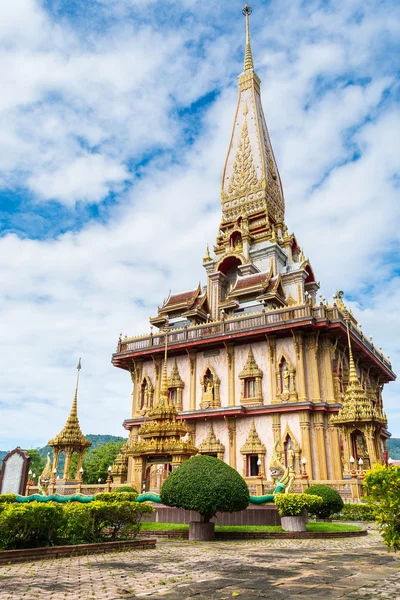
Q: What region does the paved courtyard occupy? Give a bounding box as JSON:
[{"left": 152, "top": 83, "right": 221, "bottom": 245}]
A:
[{"left": 0, "top": 532, "right": 399, "bottom": 600}]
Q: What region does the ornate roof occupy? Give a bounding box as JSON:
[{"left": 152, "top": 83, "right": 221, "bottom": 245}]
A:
[
  {"left": 330, "top": 324, "right": 387, "bottom": 426},
  {"left": 48, "top": 361, "right": 91, "bottom": 450},
  {"left": 240, "top": 419, "right": 266, "bottom": 454}
]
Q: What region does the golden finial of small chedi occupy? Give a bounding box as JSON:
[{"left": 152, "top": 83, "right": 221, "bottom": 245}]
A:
[
  {"left": 242, "top": 3, "right": 254, "bottom": 72},
  {"left": 203, "top": 244, "right": 211, "bottom": 263}
]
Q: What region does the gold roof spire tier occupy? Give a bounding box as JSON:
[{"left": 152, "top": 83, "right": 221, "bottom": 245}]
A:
[
  {"left": 48, "top": 359, "right": 92, "bottom": 449},
  {"left": 220, "top": 4, "right": 285, "bottom": 235},
  {"left": 330, "top": 323, "right": 386, "bottom": 426},
  {"left": 243, "top": 3, "right": 254, "bottom": 72}
]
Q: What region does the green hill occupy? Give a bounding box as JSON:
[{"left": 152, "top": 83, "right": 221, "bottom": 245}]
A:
[
  {"left": 0, "top": 434, "right": 127, "bottom": 471},
  {"left": 387, "top": 438, "right": 400, "bottom": 460}
]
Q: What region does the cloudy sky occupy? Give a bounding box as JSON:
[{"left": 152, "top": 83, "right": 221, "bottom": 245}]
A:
[{"left": 0, "top": 0, "right": 399, "bottom": 450}]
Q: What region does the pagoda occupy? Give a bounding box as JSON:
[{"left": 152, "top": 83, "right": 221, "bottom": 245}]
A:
[
  {"left": 112, "top": 4, "right": 395, "bottom": 493},
  {"left": 48, "top": 359, "right": 91, "bottom": 481},
  {"left": 112, "top": 336, "right": 197, "bottom": 490}
]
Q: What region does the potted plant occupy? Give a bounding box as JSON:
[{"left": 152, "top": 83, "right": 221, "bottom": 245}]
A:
[
  {"left": 160, "top": 455, "right": 250, "bottom": 541},
  {"left": 274, "top": 493, "right": 323, "bottom": 532}
]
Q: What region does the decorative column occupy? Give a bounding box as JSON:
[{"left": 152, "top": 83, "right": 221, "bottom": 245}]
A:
[
  {"left": 224, "top": 342, "right": 235, "bottom": 407},
  {"left": 313, "top": 412, "right": 328, "bottom": 480},
  {"left": 292, "top": 331, "right": 307, "bottom": 402},
  {"left": 226, "top": 417, "right": 237, "bottom": 469},
  {"left": 63, "top": 449, "right": 72, "bottom": 480},
  {"left": 364, "top": 424, "right": 379, "bottom": 466},
  {"left": 272, "top": 414, "right": 281, "bottom": 444},
  {"left": 132, "top": 360, "right": 143, "bottom": 417},
  {"left": 208, "top": 271, "right": 229, "bottom": 320},
  {"left": 320, "top": 335, "right": 335, "bottom": 404},
  {"left": 187, "top": 349, "right": 197, "bottom": 411},
  {"left": 266, "top": 335, "right": 276, "bottom": 403},
  {"left": 306, "top": 333, "right": 321, "bottom": 402},
  {"left": 299, "top": 411, "right": 313, "bottom": 480},
  {"left": 328, "top": 424, "right": 342, "bottom": 479}
]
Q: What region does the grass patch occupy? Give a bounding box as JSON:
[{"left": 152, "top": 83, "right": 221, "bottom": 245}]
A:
[
  {"left": 306, "top": 522, "right": 361, "bottom": 533},
  {"left": 141, "top": 522, "right": 361, "bottom": 533}
]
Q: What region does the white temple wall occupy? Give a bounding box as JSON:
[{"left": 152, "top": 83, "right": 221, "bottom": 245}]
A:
[
  {"left": 280, "top": 413, "right": 301, "bottom": 447},
  {"left": 173, "top": 355, "right": 190, "bottom": 411}
]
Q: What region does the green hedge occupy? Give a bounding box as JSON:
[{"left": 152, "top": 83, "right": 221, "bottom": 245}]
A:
[
  {"left": 333, "top": 502, "right": 380, "bottom": 522},
  {"left": 115, "top": 486, "right": 138, "bottom": 494},
  {"left": 96, "top": 492, "right": 138, "bottom": 503},
  {"left": 0, "top": 494, "right": 17, "bottom": 504},
  {"left": 304, "top": 484, "right": 344, "bottom": 519},
  {"left": 274, "top": 493, "right": 323, "bottom": 517},
  {"left": 0, "top": 500, "right": 154, "bottom": 550}
]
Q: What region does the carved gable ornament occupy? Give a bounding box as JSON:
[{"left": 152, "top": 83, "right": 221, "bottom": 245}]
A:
[{"left": 198, "top": 424, "right": 225, "bottom": 460}]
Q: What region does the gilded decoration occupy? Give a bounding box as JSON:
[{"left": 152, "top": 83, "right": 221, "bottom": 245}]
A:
[
  {"left": 239, "top": 347, "right": 263, "bottom": 406},
  {"left": 200, "top": 365, "right": 221, "bottom": 409},
  {"left": 139, "top": 375, "right": 154, "bottom": 415},
  {"left": 167, "top": 360, "right": 184, "bottom": 411},
  {"left": 198, "top": 424, "right": 225, "bottom": 460},
  {"left": 126, "top": 336, "right": 198, "bottom": 492},
  {"left": 227, "top": 115, "right": 259, "bottom": 199},
  {"left": 330, "top": 321, "right": 387, "bottom": 473},
  {"left": 240, "top": 419, "right": 266, "bottom": 478},
  {"left": 275, "top": 353, "right": 298, "bottom": 403},
  {"left": 111, "top": 441, "right": 129, "bottom": 483},
  {"left": 48, "top": 360, "right": 92, "bottom": 481}
]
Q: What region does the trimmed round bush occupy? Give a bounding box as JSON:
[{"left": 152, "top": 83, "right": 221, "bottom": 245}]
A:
[
  {"left": 304, "top": 484, "right": 344, "bottom": 519},
  {"left": 160, "top": 455, "right": 250, "bottom": 522}
]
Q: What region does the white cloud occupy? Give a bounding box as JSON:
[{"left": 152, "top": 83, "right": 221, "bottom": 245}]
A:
[{"left": 0, "top": 0, "right": 399, "bottom": 448}]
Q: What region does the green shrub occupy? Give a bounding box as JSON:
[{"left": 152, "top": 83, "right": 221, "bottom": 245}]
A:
[
  {"left": 364, "top": 464, "right": 400, "bottom": 551},
  {"left": 0, "top": 494, "right": 17, "bottom": 504},
  {"left": 332, "top": 503, "right": 380, "bottom": 522},
  {"left": 304, "top": 484, "right": 344, "bottom": 519},
  {"left": 0, "top": 502, "right": 65, "bottom": 550},
  {"left": 160, "top": 455, "right": 250, "bottom": 521},
  {"left": 96, "top": 492, "right": 138, "bottom": 503},
  {"left": 0, "top": 499, "right": 154, "bottom": 549},
  {"left": 274, "top": 493, "right": 323, "bottom": 517},
  {"left": 115, "top": 486, "right": 138, "bottom": 494}
]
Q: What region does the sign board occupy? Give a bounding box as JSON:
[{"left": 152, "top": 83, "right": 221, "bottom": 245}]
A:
[{"left": 0, "top": 447, "right": 31, "bottom": 495}]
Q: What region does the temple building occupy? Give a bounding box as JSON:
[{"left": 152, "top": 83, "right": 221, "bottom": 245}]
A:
[{"left": 111, "top": 4, "right": 395, "bottom": 494}]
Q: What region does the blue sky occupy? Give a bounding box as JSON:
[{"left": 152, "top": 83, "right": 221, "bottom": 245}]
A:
[{"left": 0, "top": 0, "right": 399, "bottom": 449}]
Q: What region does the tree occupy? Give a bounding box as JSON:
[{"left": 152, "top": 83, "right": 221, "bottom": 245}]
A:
[
  {"left": 25, "top": 449, "right": 46, "bottom": 478},
  {"left": 364, "top": 464, "right": 400, "bottom": 551},
  {"left": 69, "top": 441, "right": 125, "bottom": 484},
  {"left": 160, "top": 455, "right": 250, "bottom": 540}
]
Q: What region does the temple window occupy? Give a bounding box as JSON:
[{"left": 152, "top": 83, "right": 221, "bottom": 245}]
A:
[
  {"left": 283, "top": 435, "right": 295, "bottom": 471},
  {"left": 247, "top": 455, "right": 259, "bottom": 477},
  {"left": 244, "top": 377, "right": 256, "bottom": 399},
  {"left": 279, "top": 358, "right": 289, "bottom": 394},
  {"left": 239, "top": 348, "right": 263, "bottom": 406},
  {"left": 168, "top": 387, "right": 177, "bottom": 405},
  {"left": 140, "top": 380, "right": 147, "bottom": 410},
  {"left": 167, "top": 360, "right": 184, "bottom": 411}
]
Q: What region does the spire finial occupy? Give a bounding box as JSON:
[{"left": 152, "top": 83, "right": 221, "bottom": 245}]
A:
[
  {"left": 242, "top": 3, "right": 254, "bottom": 72},
  {"left": 70, "top": 358, "right": 81, "bottom": 418},
  {"left": 345, "top": 322, "right": 359, "bottom": 385}
]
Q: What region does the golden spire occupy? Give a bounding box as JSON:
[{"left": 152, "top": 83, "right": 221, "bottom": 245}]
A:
[
  {"left": 346, "top": 322, "right": 359, "bottom": 385},
  {"left": 243, "top": 3, "right": 254, "bottom": 72},
  {"left": 48, "top": 358, "right": 91, "bottom": 449},
  {"left": 70, "top": 357, "right": 81, "bottom": 420}
]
